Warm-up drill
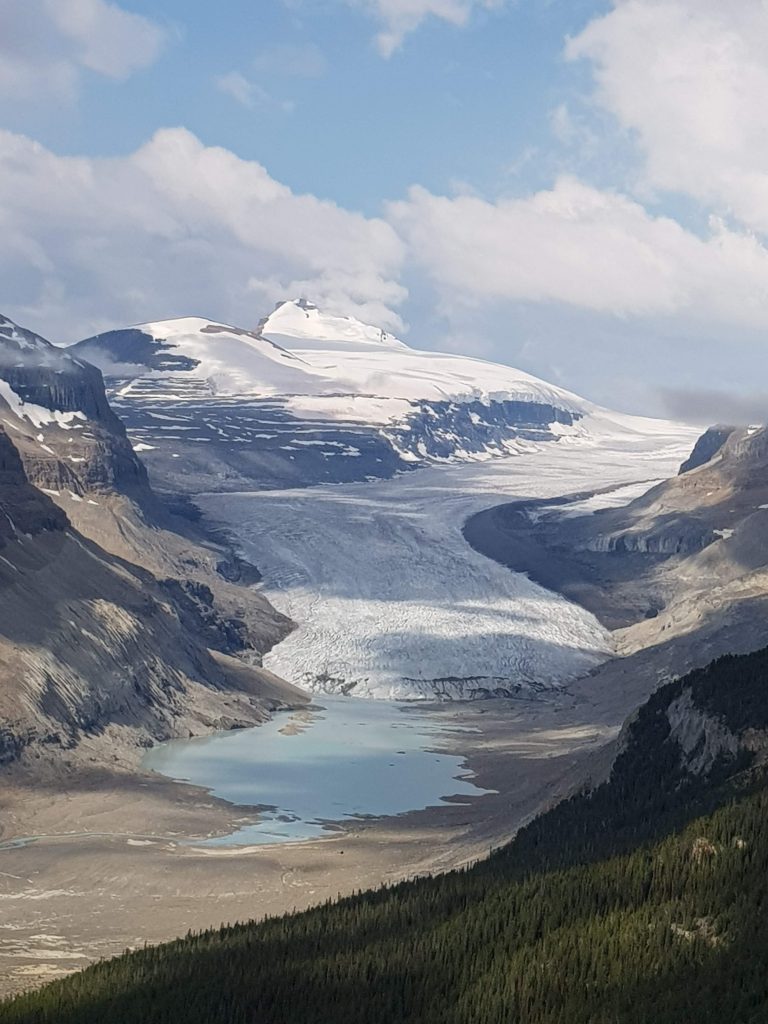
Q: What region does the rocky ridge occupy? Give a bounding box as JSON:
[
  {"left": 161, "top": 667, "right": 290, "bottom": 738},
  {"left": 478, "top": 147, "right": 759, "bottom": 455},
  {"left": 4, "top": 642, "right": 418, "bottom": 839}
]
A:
[
  {"left": 464, "top": 421, "right": 768, "bottom": 691},
  {"left": 0, "top": 315, "right": 301, "bottom": 774},
  {"left": 0, "top": 314, "right": 148, "bottom": 499}
]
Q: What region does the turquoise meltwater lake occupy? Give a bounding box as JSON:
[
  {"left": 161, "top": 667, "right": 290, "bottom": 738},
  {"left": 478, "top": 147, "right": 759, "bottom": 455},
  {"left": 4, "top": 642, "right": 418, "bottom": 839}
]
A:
[{"left": 143, "top": 697, "right": 491, "bottom": 846}]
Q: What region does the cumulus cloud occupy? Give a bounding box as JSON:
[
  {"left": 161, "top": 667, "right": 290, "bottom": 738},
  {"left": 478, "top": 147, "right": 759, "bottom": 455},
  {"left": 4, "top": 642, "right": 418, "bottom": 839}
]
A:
[
  {"left": 347, "top": 0, "right": 502, "bottom": 57},
  {"left": 0, "top": 128, "right": 406, "bottom": 341},
  {"left": 568, "top": 0, "right": 768, "bottom": 233},
  {"left": 389, "top": 177, "right": 768, "bottom": 326},
  {"left": 0, "top": 0, "right": 165, "bottom": 101}
]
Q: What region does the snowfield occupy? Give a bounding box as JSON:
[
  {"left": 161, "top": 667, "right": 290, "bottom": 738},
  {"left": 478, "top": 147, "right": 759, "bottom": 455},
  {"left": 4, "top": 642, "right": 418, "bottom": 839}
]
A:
[
  {"left": 71, "top": 299, "right": 692, "bottom": 490},
  {"left": 198, "top": 426, "right": 697, "bottom": 700},
  {"left": 74, "top": 299, "right": 590, "bottom": 423}
]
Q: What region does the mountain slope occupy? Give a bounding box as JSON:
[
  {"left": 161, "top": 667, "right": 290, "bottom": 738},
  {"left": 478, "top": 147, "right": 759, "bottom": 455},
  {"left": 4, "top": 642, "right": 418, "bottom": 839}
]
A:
[
  {"left": 0, "top": 314, "right": 148, "bottom": 500},
  {"left": 258, "top": 299, "right": 586, "bottom": 414},
  {"left": 464, "top": 421, "right": 768, "bottom": 702},
  {"left": 6, "top": 643, "right": 768, "bottom": 1023},
  {"left": 69, "top": 300, "right": 661, "bottom": 492},
  {"left": 0, "top": 315, "right": 301, "bottom": 772},
  {"left": 0, "top": 423, "right": 300, "bottom": 769}
]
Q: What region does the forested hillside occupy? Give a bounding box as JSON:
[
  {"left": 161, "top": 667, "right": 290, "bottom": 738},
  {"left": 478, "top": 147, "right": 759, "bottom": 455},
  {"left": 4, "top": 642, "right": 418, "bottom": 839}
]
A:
[{"left": 5, "top": 648, "right": 768, "bottom": 1024}]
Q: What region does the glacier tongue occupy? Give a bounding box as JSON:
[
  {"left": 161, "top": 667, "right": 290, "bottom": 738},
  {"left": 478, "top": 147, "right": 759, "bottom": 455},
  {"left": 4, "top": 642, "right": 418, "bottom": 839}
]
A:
[{"left": 198, "top": 427, "right": 694, "bottom": 701}]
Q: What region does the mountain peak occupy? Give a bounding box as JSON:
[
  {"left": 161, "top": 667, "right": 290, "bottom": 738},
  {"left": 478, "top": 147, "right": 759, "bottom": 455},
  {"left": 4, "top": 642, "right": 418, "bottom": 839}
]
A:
[
  {"left": 0, "top": 314, "right": 55, "bottom": 356},
  {"left": 258, "top": 299, "right": 407, "bottom": 352}
]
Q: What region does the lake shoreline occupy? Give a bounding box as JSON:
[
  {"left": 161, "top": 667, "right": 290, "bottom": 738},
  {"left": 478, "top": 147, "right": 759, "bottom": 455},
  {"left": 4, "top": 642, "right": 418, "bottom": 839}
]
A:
[
  {"left": 141, "top": 697, "right": 493, "bottom": 848},
  {"left": 0, "top": 689, "right": 619, "bottom": 998}
]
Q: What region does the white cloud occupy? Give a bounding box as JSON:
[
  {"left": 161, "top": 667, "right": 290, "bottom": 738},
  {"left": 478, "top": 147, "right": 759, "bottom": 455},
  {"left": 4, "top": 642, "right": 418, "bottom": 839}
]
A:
[
  {"left": 389, "top": 177, "right": 768, "bottom": 326},
  {"left": 348, "top": 0, "right": 502, "bottom": 57},
  {"left": 568, "top": 0, "right": 768, "bottom": 233},
  {"left": 0, "top": 0, "right": 165, "bottom": 102},
  {"left": 252, "top": 43, "right": 327, "bottom": 78},
  {"left": 7, "top": 126, "right": 768, "bottom": 352},
  {"left": 0, "top": 128, "right": 406, "bottom": 341},
  {"left": 215, "top": 71, "right": 259, "bottom": 108},
  {"left": 215, "top": 71, "right": 296, "bottom": 113}
]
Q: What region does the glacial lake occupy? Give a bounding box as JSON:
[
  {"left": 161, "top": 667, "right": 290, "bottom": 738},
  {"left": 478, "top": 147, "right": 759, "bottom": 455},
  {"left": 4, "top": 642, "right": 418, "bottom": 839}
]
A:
[{"left": 143, "top": 697, "right": 491, "bottom": 847}]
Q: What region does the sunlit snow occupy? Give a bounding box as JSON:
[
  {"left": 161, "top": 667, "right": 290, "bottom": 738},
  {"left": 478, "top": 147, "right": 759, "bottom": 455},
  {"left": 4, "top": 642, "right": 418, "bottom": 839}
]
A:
[
  {"left": 0, "top": 379, "right": 87, "bottom": 430},
  {"left": 92, "top": 300, "right": 595, "bottom": 426}
]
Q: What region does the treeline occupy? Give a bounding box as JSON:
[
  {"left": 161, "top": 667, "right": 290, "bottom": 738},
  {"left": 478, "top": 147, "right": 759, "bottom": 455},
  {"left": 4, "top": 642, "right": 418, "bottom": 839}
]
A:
[{"left": 4, "top": 647, "right": 768, "bottom": 1024}]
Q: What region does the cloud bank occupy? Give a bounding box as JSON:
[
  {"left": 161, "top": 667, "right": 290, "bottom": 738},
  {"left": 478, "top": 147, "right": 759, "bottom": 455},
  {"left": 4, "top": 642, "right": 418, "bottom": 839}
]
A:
[
  {"left": 0, "top": 128, "right": 406, "bottom": 341},
  {"left": 568, "top": 0, "right": 768, "bottom": 232},
  {"left": 390, "top": 178, "right": 768, "bottom": 327}
]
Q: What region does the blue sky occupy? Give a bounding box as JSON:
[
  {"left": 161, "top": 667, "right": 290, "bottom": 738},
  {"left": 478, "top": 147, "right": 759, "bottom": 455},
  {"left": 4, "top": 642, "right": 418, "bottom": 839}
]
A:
[
  {"left": 9, "top": 0, "right": 607, "bottom": 209},
  {"left": 3, "top": 0, "right": 768, "bottom": 420}
]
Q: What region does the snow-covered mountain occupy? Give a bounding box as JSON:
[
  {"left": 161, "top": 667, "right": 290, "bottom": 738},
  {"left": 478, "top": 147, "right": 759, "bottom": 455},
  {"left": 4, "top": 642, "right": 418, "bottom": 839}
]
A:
[
  {"left": 257, "top": 299, "right": 588, "bottom": 419},
  {"left": 0, "top": 313, "right": 149, "bottom": 499},
  {"left": 69, "top": 299, "right": 665, "bottom": 492}
]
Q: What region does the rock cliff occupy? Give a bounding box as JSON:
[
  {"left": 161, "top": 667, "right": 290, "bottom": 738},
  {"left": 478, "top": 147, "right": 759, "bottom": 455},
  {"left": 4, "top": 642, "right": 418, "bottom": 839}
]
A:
[
  {"left": 0, "top": 422, "right": 300, "bottom": 769},
  {"left": 0, "top": 316, "right": 301, "bottom": 774},
  {"left": 678, "top": 425, "right": 736, "bottom": 474},
  {"left": 0, "top": 314, "right": 148, "bottom": 498}
]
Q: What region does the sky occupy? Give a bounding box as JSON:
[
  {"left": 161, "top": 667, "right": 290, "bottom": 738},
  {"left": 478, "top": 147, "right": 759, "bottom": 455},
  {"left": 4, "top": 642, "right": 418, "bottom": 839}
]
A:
[{"left": 2, "top": 0, "right": 768, "bottom": 420}]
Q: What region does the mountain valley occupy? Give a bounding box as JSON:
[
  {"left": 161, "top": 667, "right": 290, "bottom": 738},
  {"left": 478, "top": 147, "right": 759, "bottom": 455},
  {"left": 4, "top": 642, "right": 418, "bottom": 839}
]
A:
[
  {"left": 8, "top": 5, "right": 768, "bottom": 1018},
  {"left": 0, "top": 300, "right": 765, "bottom": 1017}
]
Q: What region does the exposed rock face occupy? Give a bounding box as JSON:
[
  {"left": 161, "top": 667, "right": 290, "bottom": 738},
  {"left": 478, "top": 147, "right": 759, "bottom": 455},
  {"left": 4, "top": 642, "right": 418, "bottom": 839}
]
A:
[
  {"left": 0, "top": 314, "right": 148, "bottom": 498},
  {"left": 0, "top": 316, "right": 300, "bottom": 774},
  {"left": 579, "top": 518, "right": 715, "bottom": 555},
  {"left": 665, "top": 688, "right": 740, "bottom": 775},
  {"left": 382, "top": 398, "right": 577, "bottom": 463},
  {"left": 0, "top": 425, "right": 299, "bottom": 769},
  {"left": 679, "top": 425, "right": 736, "bottom": 474},
  {"left": 0, "top": 428, "right": 68, "bottom": 542}
]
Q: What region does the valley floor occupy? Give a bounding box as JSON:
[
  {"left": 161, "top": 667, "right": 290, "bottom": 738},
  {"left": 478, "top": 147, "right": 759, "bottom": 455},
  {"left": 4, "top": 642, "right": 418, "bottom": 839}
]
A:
[
  {"left": 0, "top": 428, "right": 696, "bottom": 997},
  {"left": 0, "top": 694, "right": 618, "bottom": 998}
]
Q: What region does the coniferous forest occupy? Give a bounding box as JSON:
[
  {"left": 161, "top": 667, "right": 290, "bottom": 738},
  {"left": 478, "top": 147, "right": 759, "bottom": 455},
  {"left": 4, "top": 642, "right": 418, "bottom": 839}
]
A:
[{"left": 4, "top": 648, "right": 768, "bottom": 1024}]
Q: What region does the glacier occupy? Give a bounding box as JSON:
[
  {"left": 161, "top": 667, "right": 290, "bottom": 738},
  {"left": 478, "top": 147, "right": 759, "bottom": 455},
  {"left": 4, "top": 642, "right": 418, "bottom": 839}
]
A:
[
  {"left": 69, "top": 299, "right": 690, "bottom": 492},
  {"left": 198, "top": 425, "right": 696, "bottom": 701}
]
